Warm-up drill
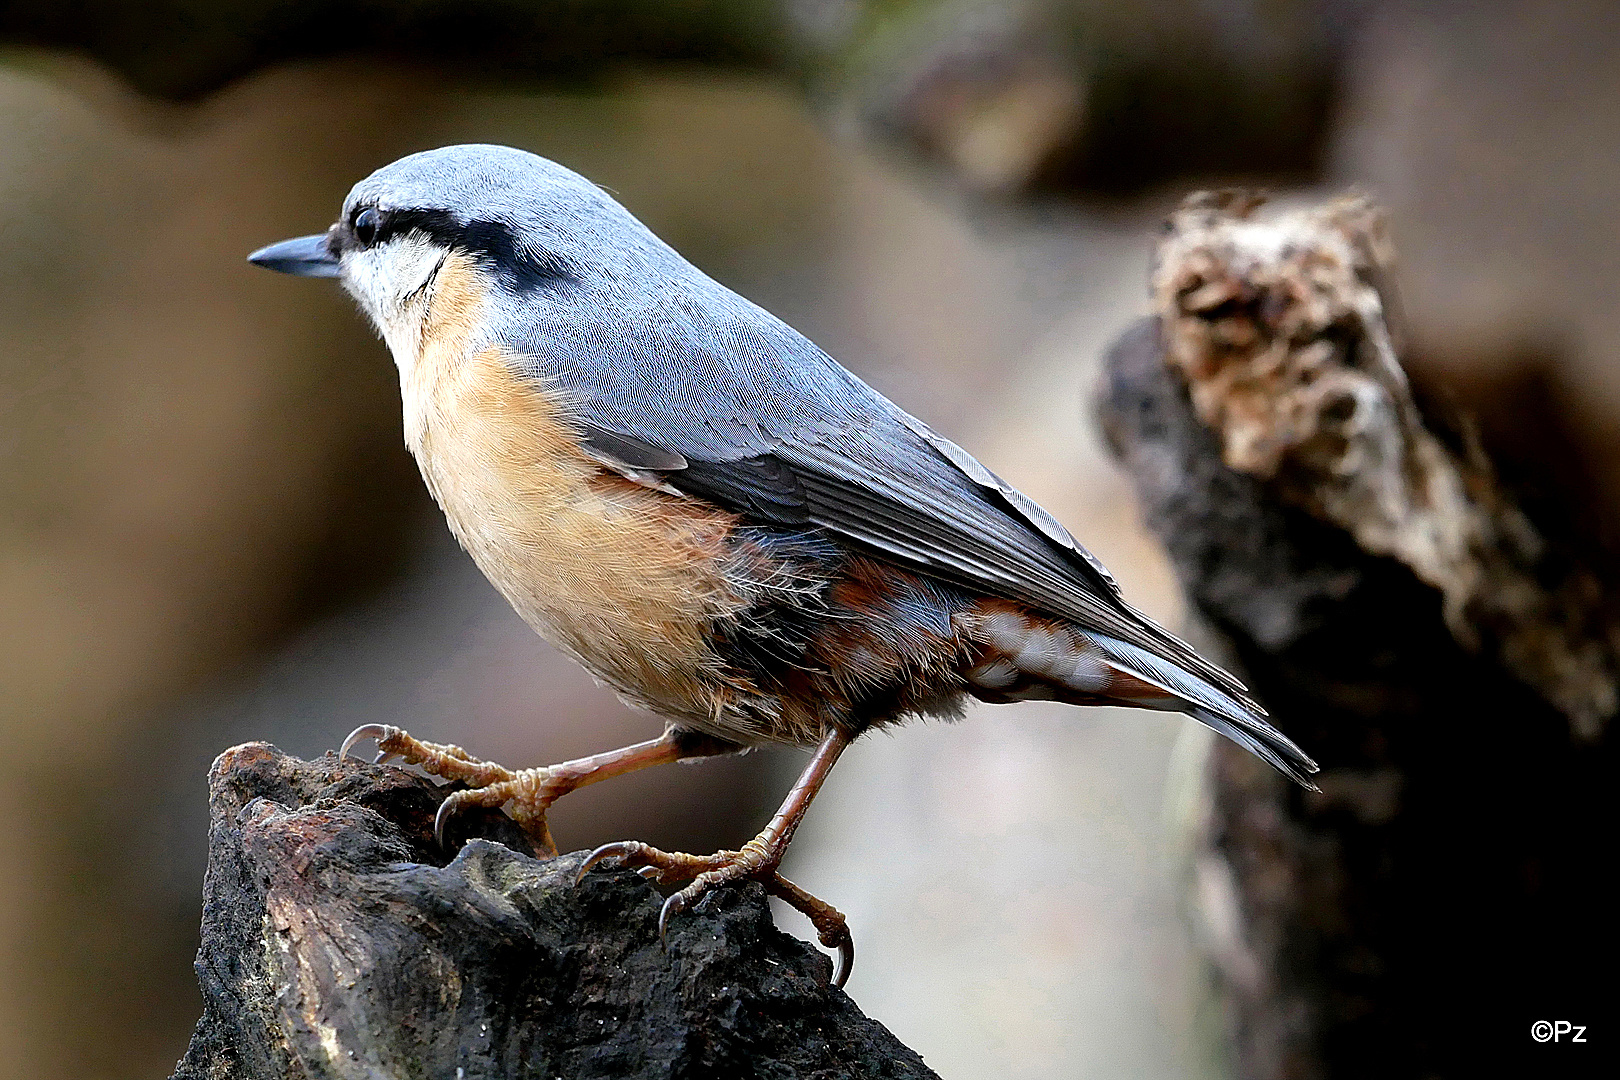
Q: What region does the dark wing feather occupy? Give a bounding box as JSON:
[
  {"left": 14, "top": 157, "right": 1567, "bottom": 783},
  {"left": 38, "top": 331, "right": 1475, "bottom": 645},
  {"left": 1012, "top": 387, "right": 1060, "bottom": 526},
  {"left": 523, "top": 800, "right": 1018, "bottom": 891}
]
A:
[
  {"left": 678, "top": 454, "right": 810, "bottom": 525},
  {"left": 576, "top": 421, "right": 687, "bottom": 471}
]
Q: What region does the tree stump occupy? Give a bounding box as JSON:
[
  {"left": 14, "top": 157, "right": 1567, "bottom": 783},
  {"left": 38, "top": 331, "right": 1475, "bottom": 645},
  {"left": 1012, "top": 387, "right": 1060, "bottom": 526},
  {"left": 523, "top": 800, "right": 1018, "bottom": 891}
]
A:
[
  {"left": 1096, "top": 193, "right": 1615, "bottom": 1078},
  {"left": 170, "top": 742, "right": 936, "bottom": 1080}
]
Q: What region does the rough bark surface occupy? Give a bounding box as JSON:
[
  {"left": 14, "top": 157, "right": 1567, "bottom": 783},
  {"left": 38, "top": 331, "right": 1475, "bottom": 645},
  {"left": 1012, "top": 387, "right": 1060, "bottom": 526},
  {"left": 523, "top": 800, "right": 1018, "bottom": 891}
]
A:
[
  {"left": 170, "top": 742, "right": 936, "bottom": 1080},
  {"left": 1097, "top": 193, "right": 1617, "bottom": 1079},
  {"left": 1152, "top": 191, "right": 1619, "bottom": 739}
]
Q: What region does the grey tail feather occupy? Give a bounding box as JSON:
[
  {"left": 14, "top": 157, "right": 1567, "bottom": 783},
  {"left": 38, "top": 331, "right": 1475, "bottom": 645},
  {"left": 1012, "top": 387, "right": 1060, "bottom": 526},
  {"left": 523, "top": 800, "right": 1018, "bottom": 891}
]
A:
[
  {"left": 1187, "top": 706, "right": 1320, "bottom": 790},
  {"left": 1115, "top": 596, "right": 1269, "bottom": 718},
  {"left": 1085, "top": 633, "right": 1320, "bottom": 790}
]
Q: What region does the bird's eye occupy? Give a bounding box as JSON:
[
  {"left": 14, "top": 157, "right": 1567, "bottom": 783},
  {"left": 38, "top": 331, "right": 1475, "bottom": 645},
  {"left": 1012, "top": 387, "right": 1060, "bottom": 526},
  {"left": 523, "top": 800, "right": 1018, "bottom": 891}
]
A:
[{"left": 352, "top": 207, "right": 381, "bottom": 246}]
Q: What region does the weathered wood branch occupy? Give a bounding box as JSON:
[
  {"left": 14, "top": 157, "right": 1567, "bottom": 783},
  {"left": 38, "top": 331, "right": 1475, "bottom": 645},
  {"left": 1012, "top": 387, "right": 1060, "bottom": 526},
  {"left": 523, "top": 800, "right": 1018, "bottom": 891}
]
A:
[
  {"left": 1097, "top": 193, "right": 1616, "bottom": 1078},
  {"left": 170, "top": 742, "right": 936, "bottom": 1080}
]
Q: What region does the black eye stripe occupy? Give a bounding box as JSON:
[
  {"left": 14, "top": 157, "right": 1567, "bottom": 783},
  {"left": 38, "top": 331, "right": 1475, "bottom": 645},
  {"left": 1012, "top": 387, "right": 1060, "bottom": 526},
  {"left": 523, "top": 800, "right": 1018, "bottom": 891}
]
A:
[
  {"left": 348, "top": 208, "right": 452, "bottom": 250},
  {"left": 341, "top": 206, "right": 575, "bottom": 290},
  {"left": 381, "top": 209, "right": 577, "bottom": 291}
]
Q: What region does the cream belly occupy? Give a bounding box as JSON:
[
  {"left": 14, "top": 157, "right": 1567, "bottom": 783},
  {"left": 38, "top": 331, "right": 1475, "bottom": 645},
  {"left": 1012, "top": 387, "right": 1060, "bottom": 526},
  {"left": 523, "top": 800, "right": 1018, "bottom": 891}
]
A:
[{"left": 393, "top": 257, "right": 749, "bottom": 729}]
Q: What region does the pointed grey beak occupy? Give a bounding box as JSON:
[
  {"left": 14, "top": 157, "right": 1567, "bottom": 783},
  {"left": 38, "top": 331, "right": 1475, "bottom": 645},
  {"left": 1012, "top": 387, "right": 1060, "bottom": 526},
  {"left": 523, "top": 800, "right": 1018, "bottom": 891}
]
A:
[{"left": 247, "top": 233, "right": 341, "bottom": 277}]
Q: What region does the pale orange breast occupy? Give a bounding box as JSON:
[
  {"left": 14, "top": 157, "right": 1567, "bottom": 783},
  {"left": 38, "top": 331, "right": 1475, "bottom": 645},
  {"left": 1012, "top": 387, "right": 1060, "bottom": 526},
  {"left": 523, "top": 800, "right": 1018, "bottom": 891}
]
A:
[{"left": 396, "top": 256, "right": 749, "bottom": 727}]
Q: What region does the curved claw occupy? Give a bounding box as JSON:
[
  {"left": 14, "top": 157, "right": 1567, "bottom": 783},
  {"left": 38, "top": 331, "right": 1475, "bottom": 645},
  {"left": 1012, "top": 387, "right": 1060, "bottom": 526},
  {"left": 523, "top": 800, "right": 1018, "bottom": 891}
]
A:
[
  {"left": 574, "top": 840, "right": 646, "bottom": 885},
  {"left": 830, "top": 930, "right": 855, "bottom": 990},
  {"left": 658, "top": 889, "right": 692, "bottom": 946},
  {"left": 374, "top": 751, "right": 401, "bottom": 766},
  {"left": 339, "top": 723, "right": 396, "bottom": 761},
  {"left": 433, "top": 791, "right": 464, "bottom": 850}
]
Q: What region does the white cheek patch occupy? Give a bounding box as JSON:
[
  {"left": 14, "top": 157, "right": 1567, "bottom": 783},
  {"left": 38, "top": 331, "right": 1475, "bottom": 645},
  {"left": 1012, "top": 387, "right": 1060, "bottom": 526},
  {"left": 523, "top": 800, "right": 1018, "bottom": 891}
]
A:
[{"left": 340, "top": 234, "right": 451, "bottom": 368}]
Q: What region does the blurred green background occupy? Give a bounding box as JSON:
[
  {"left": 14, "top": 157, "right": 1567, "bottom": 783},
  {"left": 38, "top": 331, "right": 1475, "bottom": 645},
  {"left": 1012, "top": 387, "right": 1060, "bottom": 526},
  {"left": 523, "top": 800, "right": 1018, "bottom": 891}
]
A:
[{"left": 3, "top": 2, "right": 1619, "bottom": 1077}]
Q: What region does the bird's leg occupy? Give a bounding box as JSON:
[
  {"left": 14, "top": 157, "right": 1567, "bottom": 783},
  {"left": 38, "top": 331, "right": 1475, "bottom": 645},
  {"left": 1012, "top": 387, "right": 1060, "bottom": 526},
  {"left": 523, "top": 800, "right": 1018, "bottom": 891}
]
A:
[
  {"left": 339, "top": 724, "right": 729, "bottom": 857},
  {"left": 578, "top": 726, "right": 856, "bottom": 985}
]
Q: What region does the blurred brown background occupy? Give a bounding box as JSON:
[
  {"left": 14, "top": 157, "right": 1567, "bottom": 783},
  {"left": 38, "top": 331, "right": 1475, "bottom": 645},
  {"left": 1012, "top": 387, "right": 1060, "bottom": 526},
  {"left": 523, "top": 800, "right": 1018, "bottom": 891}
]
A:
[{"left": 2, "top": 2, "right": 1617, "bottom": 1077}]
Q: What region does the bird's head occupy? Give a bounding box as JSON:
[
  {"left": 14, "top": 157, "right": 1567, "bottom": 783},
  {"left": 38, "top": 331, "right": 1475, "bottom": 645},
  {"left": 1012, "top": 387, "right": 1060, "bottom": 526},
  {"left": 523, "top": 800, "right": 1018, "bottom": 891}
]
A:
[{"left": 248, "top": 144, "right": 681, "bottom": 368}]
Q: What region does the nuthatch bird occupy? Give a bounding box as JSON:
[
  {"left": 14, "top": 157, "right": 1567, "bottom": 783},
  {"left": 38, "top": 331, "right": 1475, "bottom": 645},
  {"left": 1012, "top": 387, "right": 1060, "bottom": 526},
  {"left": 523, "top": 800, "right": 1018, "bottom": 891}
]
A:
[{"left": 249, "top": 144, "right": 1316, "bottom": 986}]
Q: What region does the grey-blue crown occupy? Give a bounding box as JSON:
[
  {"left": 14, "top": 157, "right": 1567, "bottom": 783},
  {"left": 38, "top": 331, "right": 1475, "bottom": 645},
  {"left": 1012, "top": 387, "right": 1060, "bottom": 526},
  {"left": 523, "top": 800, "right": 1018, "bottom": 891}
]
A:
[
  {"left": 345, "top": 145, "right": 602, "bottom": 222},
  {"left": 341, "top": 144, "right": 686, "bottom": 288}
]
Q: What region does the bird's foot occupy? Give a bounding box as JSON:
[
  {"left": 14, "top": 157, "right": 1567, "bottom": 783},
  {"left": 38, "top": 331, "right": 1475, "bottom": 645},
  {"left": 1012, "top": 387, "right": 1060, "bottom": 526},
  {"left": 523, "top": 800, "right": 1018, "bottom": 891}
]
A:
[
  {"left": 577, "top": 836, "right": 855, "bottom": 987},
  {"left": 768, "top": 871, "right": 856, "bottom": 989},
  {"left": 339, "top": 724, "right": 564, "bottom": 856}
]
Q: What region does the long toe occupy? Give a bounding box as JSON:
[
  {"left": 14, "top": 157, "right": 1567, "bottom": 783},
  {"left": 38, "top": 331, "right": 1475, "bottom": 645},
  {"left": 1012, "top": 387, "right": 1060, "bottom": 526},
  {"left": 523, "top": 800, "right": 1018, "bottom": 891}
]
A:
[
  {"left": 577, "top": 840, "right": 733, "bottom": 886},
  {"left": 435, "top": 771, "right": 564, "bottom": 856},
  {"left": 652, "top": 860, "right": 761, "bottom": 941},
  {"left": 337, "top": 724, "right": 509, "bottom": 785},
  {"left": 433, "top": 785, "right": 501, "bottom": 849},
  {"left": 576, "top": 839, "right": 852, "bottom": 987}
]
